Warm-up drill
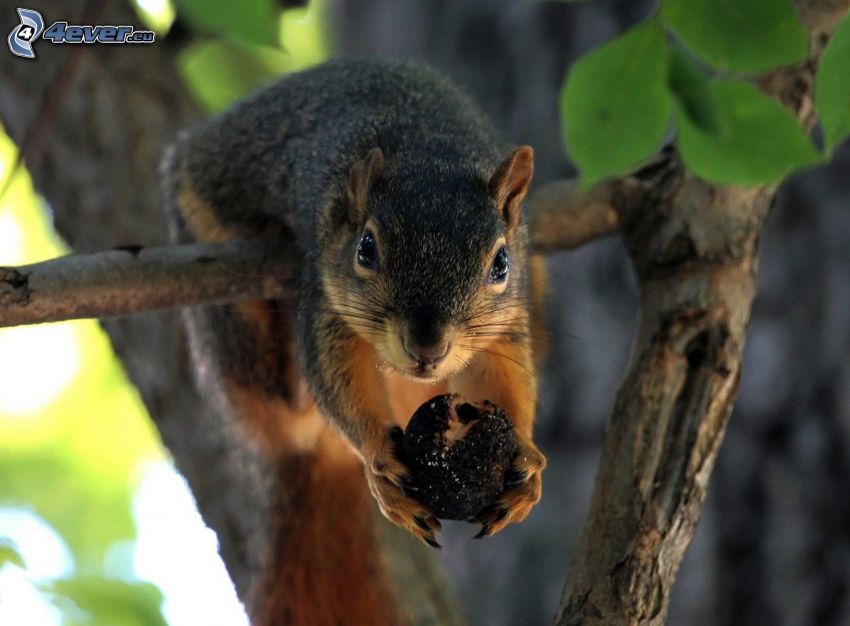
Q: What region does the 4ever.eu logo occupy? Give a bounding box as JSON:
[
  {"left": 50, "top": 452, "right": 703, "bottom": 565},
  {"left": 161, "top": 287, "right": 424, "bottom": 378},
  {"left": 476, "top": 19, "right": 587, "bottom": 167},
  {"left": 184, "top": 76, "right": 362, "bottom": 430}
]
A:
[{"left": 7, "top": 7, "right": 155, "bottom": 59}]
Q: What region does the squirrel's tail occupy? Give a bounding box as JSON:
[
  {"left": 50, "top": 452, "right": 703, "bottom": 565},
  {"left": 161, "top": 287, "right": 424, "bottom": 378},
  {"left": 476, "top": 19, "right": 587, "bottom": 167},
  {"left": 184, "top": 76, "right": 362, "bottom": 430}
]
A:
[
  {"left": 188, "top": 308, "right": 402, "bottom": 626},
  {"left": 256, "top": 422, "right": 400, "bottom": 626}
]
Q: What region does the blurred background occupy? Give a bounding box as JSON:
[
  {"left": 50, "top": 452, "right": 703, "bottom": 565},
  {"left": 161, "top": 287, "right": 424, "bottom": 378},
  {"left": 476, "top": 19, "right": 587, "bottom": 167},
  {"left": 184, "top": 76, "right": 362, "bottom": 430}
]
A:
[{"left": 0, "top": 1, "right": 848, "bottom": 625}]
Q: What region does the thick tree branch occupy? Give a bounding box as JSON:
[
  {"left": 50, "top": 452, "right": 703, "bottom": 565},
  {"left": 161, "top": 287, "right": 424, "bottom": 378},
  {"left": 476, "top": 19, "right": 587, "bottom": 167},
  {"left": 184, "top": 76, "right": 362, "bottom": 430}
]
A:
[
  {"left": 556, "top": 3, "right": 849, "bottom": 624},
  {"left": 556, "top": 153, "right": 772, "bottom": 626}
]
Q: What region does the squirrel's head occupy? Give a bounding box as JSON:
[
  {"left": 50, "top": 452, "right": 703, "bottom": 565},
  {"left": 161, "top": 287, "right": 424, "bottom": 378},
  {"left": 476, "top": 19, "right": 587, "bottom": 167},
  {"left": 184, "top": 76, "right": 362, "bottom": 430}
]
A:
[{"left": 322, "top": 145, "right": 534, "bottom": 382}]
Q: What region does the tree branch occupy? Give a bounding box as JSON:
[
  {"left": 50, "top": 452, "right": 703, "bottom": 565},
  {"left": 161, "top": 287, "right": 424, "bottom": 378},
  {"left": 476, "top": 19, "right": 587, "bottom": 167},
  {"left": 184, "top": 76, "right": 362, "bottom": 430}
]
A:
[
  {"left": 0, "top": 186, "right": 617, "bottom": 328},
  {"left": 556, "top": 151, "right": 772, "bottom": 626},
  {"left": 1, "top": 239, "right": 292, "bottom": 327},
  {"left": 556, "top": 2, "right": 849, "bottom": 624},
  {"left": 526, "top": 178, "right": 620, "bottom": 253}
]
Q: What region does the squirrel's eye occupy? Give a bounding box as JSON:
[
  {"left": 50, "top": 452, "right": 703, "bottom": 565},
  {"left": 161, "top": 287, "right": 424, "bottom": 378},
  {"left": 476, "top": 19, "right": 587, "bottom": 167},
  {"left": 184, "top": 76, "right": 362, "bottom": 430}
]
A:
[
  {"left": 488, "top": 247, "right": 509, "bottom": 283},
  {"left": 357, "top": 230, "right": 378, "bottom": 269}
]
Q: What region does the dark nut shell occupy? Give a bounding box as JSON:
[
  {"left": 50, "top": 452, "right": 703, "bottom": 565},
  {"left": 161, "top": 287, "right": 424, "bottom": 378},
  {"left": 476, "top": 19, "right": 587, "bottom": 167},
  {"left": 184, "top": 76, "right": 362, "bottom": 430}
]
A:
[{"left": 401, "top": 393, "right": 517, "bottom": 520}]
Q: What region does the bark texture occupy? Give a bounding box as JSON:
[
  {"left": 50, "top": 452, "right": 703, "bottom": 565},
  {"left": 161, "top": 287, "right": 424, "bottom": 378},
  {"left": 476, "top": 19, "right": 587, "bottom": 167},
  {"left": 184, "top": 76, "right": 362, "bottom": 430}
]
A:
[
  {"left": 556, "top": 158, "right": 771, "bottom": 625},
  {"left": 556, "top": 3, "right": 848, "bottom": 622}
]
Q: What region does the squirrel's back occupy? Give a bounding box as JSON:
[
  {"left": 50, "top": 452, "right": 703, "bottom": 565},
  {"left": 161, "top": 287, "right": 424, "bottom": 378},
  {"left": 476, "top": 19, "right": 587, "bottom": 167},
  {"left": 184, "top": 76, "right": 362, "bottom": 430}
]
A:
[{"left": 172, "top": 58, "right": 506, "bottom": 241}]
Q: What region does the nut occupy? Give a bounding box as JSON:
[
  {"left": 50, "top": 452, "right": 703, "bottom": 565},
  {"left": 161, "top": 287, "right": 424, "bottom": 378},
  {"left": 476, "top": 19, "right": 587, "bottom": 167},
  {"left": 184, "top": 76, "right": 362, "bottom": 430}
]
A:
[{"left": 401, "top": 393, "right": 517, "bottom": 520}]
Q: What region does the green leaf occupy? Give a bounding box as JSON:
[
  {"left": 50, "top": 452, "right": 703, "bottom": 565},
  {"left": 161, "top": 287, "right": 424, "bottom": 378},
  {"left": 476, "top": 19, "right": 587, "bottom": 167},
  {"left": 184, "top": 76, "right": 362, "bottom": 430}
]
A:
[
  {"left": 815, "top": 12, "right": 850, "bottom": 152},
  {"left": 178, "top": 40, "right": 287, "bottom": 112},
  {"left": 676, "top": 79, "right": 821, "bottom": 185},
  {"left": 662, "top": 0, "right": 808, "bottom": 73},
  {"left": 173, "top": 0, "right": 279, "bottom": 48},
  {"left": 48, "top": 576, "right": 167, "bottom": 626},
  {"left": 177, "top": 1, "right": 329, "bottom": 113},
  {"left": 668, "top": 46, "right": 720, "bottom": 133},
  {"left": 560, "top": 19, "right": 672, "bottom": 186},
  {"left": 0, "top": 538, "right": 25, "bottom": 569}
]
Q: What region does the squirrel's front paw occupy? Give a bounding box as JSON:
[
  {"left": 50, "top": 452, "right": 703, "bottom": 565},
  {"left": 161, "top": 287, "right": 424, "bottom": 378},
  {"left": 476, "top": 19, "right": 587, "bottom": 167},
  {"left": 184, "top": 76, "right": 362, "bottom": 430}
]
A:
[
  {"left": 471, "top": 435, "right": 546, "bottom": 538},
  {"left": 365, "top": 426, "right": 442, "bottom": 548}
]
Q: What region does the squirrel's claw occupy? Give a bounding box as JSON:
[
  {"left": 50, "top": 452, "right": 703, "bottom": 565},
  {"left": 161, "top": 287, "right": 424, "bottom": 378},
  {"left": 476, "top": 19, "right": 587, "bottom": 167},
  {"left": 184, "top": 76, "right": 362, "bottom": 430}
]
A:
[
  {"left": 368, "top": 472, "right": 442, "bottom": 546},
  {"left": 365, "top": 428, "right": 442, "bottom": 547},
  {"left": 471, "top": 437, "right": 546, "bottom": 538}
]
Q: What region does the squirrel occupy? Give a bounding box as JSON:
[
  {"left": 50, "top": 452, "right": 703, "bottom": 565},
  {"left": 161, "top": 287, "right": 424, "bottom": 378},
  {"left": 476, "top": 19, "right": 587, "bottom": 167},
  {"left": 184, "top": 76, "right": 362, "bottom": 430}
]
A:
[{"left": 162, "top": 58, "right": 547, "bottom": 625}]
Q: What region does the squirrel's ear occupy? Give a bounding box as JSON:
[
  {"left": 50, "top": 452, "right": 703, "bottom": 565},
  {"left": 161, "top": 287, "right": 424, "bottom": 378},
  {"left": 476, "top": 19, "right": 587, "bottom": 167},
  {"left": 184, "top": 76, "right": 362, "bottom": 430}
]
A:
[
  {"left": 489, "top": 146, "right": 534, "bottom": 230},
  {"left": 347, "top": 147, "right": 384, "bottom": 224}
]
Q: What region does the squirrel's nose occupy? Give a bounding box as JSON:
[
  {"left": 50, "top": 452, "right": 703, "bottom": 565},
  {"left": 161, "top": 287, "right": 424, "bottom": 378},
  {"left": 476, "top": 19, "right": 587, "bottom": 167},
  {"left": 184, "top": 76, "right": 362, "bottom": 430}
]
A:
[{"left": 403, "top": 337, "right": 450, "bottom": 365}]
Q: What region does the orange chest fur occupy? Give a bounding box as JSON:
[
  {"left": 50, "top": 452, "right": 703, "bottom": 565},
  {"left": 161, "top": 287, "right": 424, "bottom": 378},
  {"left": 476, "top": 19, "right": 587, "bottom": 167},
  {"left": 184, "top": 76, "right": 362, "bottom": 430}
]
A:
[{"left": 346, "top": 334, "right": 448, "bottom": 429}]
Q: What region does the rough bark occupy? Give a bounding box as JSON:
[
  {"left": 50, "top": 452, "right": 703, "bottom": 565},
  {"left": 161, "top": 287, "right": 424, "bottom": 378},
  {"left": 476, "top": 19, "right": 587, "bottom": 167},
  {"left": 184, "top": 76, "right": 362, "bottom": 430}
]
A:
[
  {"left": 556, "top": 3, "right": 849, "bottom": 623},
  {"left": 556, "top": 156, "right": 772, "bottom": 626},
  {"left": 528, "top": 179, "right": 621, "bottom": 253}
]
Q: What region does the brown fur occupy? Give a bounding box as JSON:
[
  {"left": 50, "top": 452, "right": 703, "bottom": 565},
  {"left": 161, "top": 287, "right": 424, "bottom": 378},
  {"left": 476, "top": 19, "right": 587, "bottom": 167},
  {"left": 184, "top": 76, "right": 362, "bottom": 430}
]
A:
[
  {"left": 173, "top": 170, "right": 404, "bottom": 624},
  {"left": 171, "top": 152, "right": 547, "bottom": 621},
  {"left": 164, "top": 60, "right": 551, "bottom": 623},
  {"left": 226, "top": 382, "right": 320, "bottom": 456},
  {"left": 176, "top": 168, "right": 247, "bottom": 242},
  {"left": 257, "top": 426, "right": 400, "bottom": 626}
]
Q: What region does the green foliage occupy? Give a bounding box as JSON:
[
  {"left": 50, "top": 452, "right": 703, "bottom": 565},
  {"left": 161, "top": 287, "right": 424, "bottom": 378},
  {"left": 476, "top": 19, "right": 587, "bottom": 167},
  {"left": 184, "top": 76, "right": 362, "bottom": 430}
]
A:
[
  {"left": 815, "top": 12, "right": 850, "bottom": 152},
  {"left": 560, "top": 19, "right": 671, "bottom": 186},
  {"left": 48, "top": 577, "right": 167, "bottom": 626},
  {"left": 662, "top": 0, "right": 808, "bottom": 73},
  {"left": 677, "top": 79, "right": 821, "bottom": 184},
  {"left": 172, "top": 0, "right": 279, "bottom": 47},
  {"left": 176, "top": 1, "right": 330, "bottom": 112},
  {"left": 179, "top": 41, "right": 285, "bottom": 112},
  {"left": 559, "top": 0, "right": 850, "bottom": 187},
  {"left": 668, "top": 47, "right": 719, "bottom": 133},
  {"left": 0, "top": 450, "right": 136, "bottom": 567}
]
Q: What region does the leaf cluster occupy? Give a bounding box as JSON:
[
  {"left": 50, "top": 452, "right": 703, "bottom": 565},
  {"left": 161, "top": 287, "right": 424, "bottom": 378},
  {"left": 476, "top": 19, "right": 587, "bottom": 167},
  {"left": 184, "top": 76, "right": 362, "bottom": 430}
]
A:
[{"left": 560, "top": 0, "right": 850, "bottom": 186}]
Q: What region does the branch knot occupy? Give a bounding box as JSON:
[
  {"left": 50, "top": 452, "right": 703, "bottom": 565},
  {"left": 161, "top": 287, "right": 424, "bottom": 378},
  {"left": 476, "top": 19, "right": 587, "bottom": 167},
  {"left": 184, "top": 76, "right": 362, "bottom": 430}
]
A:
[{"left": 0, "top": 268, "right": 30, "bottom": 306}]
